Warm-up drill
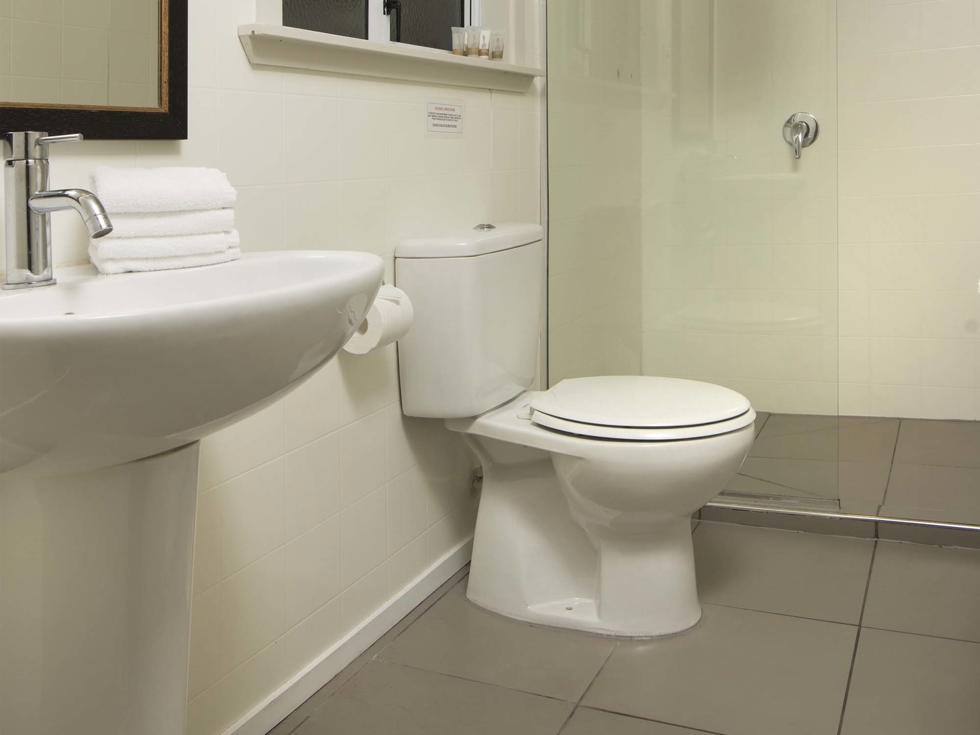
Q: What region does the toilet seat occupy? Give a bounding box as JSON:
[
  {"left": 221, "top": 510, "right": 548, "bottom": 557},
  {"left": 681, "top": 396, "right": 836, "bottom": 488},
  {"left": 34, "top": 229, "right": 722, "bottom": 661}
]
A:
[{"left": 530, "top": 376, "right": 754, "bottom": 441}]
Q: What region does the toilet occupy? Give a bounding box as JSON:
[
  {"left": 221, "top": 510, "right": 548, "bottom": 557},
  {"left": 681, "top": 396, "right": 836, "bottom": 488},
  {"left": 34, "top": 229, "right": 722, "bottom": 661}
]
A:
[{"left": 395, "top": 224, "right": 755, "bottom": 637}]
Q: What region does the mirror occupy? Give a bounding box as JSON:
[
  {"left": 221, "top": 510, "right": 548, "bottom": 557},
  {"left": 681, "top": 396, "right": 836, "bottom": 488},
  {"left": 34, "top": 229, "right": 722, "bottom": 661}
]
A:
[{"left": 0, "top": 0, "right": 187, "bottom": 139}]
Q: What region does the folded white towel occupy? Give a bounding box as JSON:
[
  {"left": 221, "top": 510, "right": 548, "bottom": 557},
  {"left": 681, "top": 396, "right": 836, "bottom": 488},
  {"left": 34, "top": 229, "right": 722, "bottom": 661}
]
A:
[
  {"left": 92, "top": 230, "right": 240, "bottom": 261},
  {"left": 94, "top": 167, "right": 237, "bottom": 213},
  {"left": 106, "top": 209, "right": 236, "bottom": 239},
  {"left": 89, "top": 246, "right": 242, "bottom": 275}
]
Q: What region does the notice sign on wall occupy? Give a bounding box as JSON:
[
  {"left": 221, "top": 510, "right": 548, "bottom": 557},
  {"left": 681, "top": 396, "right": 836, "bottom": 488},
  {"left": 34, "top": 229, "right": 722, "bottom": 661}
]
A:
[{"left": 426, "top": 102, "right": 464, "bottom": 134}]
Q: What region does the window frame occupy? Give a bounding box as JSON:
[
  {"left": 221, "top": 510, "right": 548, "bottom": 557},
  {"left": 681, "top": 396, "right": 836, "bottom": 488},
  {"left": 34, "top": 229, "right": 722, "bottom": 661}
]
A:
[{"left": 366, "top": 0, "right": 480, "bottom": 43}]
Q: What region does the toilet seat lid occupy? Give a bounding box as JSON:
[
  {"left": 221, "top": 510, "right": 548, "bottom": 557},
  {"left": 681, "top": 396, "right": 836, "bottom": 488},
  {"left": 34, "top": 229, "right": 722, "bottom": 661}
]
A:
[{"left": 530, "top": 376, "right": 751, "bottom": 431}]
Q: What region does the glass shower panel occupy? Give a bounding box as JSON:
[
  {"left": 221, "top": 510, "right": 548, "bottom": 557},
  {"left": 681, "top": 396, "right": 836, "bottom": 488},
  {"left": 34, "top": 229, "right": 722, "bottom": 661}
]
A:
[
  {"left": 641, "top": 0, "right": 840, "bottom": 509},
  {"left": 547, "top": 0, "right": 645, "bottom": 384},
  {"left": 549, "top": 0, "right": 843, "bottom": 511}
]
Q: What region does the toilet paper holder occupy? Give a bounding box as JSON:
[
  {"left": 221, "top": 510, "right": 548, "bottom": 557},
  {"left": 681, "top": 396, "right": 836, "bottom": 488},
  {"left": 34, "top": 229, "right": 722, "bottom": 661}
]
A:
[{"left": 343, "top": 282, "right": 414, "bottom": 355}]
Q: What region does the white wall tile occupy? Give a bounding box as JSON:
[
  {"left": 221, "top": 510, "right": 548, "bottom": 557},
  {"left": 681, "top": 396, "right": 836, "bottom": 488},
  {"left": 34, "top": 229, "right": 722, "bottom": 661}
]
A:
[
  {"left": 339, "top": 488, "right": 388, "bottom": 589},
  {"left": 213, "top": 460, "right": 286, "bottom": 577},
  {"left": 198, "top": 401, "right": 285, "bottom": 490},
  {"left": 283, "top": 95, "right": 341, "bottom": 182},
  {"left": 283, "top": 431, "right": 342, "bottom": 538},
  {"left": 221, "top": 549, "right": 287, "bottom": 671},
  {"left": 282, "top": 515, "right": 342, "bottom": 628},
  {"left": 338, "top": 410, "right": 388, "bottom": 508},
  {"left": 337, "top": 562, "right": 390, "bottom": 635},
  {"left": 215, "top": 90, "right": 286, "bottom": 187},
  {"left": 386, "top": 466, "right": 429, "bottom": 553}
]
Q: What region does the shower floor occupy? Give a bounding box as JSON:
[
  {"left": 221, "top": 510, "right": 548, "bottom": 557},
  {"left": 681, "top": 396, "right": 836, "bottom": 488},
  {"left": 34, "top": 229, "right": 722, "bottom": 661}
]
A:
[{"left": 722, "top": 413, "right": 980, "bottom": 527}]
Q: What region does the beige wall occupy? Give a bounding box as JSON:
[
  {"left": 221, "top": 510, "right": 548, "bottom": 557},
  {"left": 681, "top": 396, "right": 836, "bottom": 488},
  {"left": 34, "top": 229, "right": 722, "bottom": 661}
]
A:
[
  {"left": 838, "top": 0, "right": 980, "bottom": 419},
  {"left": 547, "top": 0, "right": 644, "bottom": 384},
  {"left": 0, "top": 0, "right": 541, "bottom": 732}
]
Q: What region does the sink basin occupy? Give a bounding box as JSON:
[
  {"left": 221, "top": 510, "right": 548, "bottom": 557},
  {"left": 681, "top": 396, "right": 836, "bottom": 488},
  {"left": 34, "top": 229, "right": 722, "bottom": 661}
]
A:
[{"left": 0, "top": 250, "right": 384, "bottom": 475}]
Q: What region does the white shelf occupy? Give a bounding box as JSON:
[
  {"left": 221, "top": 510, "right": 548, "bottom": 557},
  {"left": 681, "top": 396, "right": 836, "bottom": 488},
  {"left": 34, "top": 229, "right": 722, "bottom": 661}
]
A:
[{"left": 238, "top": 24, "right": 543, "bottom": 93}]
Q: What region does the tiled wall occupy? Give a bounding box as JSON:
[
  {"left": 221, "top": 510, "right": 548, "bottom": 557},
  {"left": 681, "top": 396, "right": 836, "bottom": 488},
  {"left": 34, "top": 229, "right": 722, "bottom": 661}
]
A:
[
  {"left": 0, "top": 0, "right": 541, "bottom": 732},
  {"left": 547, "top": 0, "right": 643, "bottom": 383},
  {"left": 0, "top": 0, "right": 159, "bottom": 107},
  {"left": 838, "top": 0, "right": 980, "bottom": 419}
]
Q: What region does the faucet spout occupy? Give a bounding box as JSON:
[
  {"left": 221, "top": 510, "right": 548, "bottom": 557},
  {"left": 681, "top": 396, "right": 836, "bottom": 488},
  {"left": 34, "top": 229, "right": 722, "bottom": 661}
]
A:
[{"left": 29, "top": 188, "right": 113, "bottom": 238}]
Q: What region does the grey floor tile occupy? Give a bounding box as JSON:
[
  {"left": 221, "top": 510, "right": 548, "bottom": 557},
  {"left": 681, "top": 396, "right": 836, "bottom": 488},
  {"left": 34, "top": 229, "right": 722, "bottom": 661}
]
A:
[
  {"left": 863, "top": 541, "right": 980, "bottom": 642},
  {"left": 737, "top": 457, "right": 838, "bottom": 498},
  {"left": 298, "top": 660, "right": 573, "bottom": 735},
  {"left": 840, "top": 628, "right": 980, "bottom": 735},
  {"left": 749, "top": 415, "right": 898, "bottom": 463},
  {"left": 380, "top": 581, "right": 615, "bottom": 701},
  {"left": 561, "top": 708, "right": 711, "bottom": 735},
  {"left": 839, "top": 460, "right": 891, "bottom": 511},
  {"left": 582, "top": 604, "right": 856, "bottom": 735},
  {"left": 894, "top": 419, "right": 980, "bottom": 468},
  {"left": 694, "top": 522, "right": 873, "bottom": 623},
  {"left": 882, "top": 464, "right": 980, "bottom": 524},
  {"left": 750, "top": 413, "right": 839, "bottom": 461}
]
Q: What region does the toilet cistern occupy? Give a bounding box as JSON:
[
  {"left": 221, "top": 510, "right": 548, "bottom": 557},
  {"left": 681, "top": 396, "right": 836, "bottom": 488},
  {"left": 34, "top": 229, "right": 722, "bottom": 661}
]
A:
[{"left": 2, "top": 131, "right": 113, "bottom": 290}]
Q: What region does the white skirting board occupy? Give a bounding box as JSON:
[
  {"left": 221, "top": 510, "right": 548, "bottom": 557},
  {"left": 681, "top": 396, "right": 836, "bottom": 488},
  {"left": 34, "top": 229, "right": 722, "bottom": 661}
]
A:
[{"left": 222, "top": 537, "right": 473, "bottom": 735}]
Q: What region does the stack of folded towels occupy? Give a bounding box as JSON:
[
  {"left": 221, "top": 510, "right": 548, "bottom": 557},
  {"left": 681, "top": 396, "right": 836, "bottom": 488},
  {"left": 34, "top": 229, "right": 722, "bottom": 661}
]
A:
[{"left": 89, "top": 166, "right": 241, "bottom": 274}]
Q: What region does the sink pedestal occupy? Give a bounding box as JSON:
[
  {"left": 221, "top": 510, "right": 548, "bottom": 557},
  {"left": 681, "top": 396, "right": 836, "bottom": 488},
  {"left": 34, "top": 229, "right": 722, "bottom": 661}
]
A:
[{"left": 0, "top": 443, "right": 200, "bottom": 735}]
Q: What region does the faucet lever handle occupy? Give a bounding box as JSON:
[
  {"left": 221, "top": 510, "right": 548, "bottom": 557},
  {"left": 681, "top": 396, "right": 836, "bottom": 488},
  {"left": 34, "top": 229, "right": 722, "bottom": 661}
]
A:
[{"left": 36, "top": 133, "right": 84, "bottom": 147}]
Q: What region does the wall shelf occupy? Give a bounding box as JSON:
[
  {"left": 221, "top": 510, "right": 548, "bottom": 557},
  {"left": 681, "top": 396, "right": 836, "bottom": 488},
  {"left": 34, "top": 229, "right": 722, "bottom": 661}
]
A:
[{"left": 238, "top": 24, "right": 543, "bottom": 93}]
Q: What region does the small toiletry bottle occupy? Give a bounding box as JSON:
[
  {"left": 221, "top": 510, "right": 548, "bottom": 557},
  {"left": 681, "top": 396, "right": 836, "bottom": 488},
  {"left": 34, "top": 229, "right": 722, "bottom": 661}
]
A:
[
  {"left": 465, "top": 26, "right": 481, "bottom": 57},
  {"left": 478, "top": 28, "right": 491, "bottom": 58},
  {"left": 490, "top": 30, "right": 505, "bottom": 60},
  {"left": 451, "top": 27, "right": 465, "bottom": 55}
]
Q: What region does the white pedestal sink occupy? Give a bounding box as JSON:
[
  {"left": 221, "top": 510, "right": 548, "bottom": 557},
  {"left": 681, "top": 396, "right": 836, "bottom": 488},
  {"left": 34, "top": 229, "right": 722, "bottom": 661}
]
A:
[{"left": 0, "top": 251, "right": 383, "bottom": 735}]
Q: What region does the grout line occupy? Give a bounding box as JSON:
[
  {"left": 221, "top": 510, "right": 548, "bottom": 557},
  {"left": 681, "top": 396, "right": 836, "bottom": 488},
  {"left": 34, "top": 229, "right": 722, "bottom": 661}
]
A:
[
  {"left": 700, "top": 601, "right": 862, "bottom": 628},
  {"left": 859, "top": 624, "right": 980, "bottom": 647},
  {"left": 878, "top": 419, "right": 904, "bottom": 513},
  {"left": 381, "top": 658, "right": 577, "bottom": 705},
  {"left": 578, "top": 706, "right": 730, "bottom": 735},
  {"left": 575, "top": 641, "right": 619, "bottom": 707},
  {"left": 835, "top": 540, "right": 879, "bottom": 735},
  {"left": 554, "top": 704, "right": 580, "bottom": 734}
]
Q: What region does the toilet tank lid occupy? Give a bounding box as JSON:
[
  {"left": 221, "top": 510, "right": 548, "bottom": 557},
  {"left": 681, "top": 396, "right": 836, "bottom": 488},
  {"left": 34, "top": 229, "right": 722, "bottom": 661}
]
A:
[{"left": 396, "top": 223, "right": 543, "bottom": 258}]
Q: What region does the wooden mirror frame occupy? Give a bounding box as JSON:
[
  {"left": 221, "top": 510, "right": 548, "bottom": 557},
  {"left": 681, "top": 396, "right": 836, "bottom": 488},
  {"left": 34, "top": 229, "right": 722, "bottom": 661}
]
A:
[{"left": 0, "top": 0, "right": 188, "bottom": 140}]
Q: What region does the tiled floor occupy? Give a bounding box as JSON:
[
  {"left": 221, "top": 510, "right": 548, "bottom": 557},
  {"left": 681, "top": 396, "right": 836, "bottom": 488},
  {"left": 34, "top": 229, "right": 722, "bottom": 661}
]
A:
[
  {"left": 267, "top": 522, "right": 980, "bottom": 735},
  {"left": 724, "top": 413, "right": 980, "bottom": 527}
]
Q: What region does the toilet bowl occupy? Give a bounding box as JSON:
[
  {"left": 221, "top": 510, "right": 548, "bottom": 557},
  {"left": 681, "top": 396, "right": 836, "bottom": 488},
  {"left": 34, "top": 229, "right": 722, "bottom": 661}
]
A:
[{"left": 395, "top": 224, "right": 755, "bottom": 637}]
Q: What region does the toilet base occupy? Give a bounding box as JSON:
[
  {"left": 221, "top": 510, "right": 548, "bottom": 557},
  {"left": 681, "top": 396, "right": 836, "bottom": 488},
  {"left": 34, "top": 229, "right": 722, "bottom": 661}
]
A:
[{"left": 464, "top": 452, "right": 703, "bottom": 638}]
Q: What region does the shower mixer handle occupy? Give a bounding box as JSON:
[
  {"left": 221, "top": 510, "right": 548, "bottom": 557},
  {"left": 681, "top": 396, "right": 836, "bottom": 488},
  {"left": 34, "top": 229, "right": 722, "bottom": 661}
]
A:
[{"left": 783, "top": 112, "right": 819, "bottom": 160}]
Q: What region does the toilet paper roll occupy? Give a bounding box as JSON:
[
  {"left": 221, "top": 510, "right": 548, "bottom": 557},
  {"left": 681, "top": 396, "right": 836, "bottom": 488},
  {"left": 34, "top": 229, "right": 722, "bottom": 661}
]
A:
[{"left": 343, "top": 284, "right": 414, "bottom": 355}]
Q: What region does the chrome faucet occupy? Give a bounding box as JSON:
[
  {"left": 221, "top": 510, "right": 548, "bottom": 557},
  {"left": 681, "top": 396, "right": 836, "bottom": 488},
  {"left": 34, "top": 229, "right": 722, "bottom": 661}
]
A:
[{"left": 2, "top": 131, "right": 113, "bottom": 289}]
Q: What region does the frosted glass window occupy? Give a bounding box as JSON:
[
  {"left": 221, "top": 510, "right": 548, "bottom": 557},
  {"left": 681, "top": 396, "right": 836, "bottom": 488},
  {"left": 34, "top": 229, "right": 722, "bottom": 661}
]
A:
[
  {"left": 390, "top": 0, "right": 464, "bottom": 51},
  {"left": 284, "top": 0, "right": 368, "bottom": 38}
]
